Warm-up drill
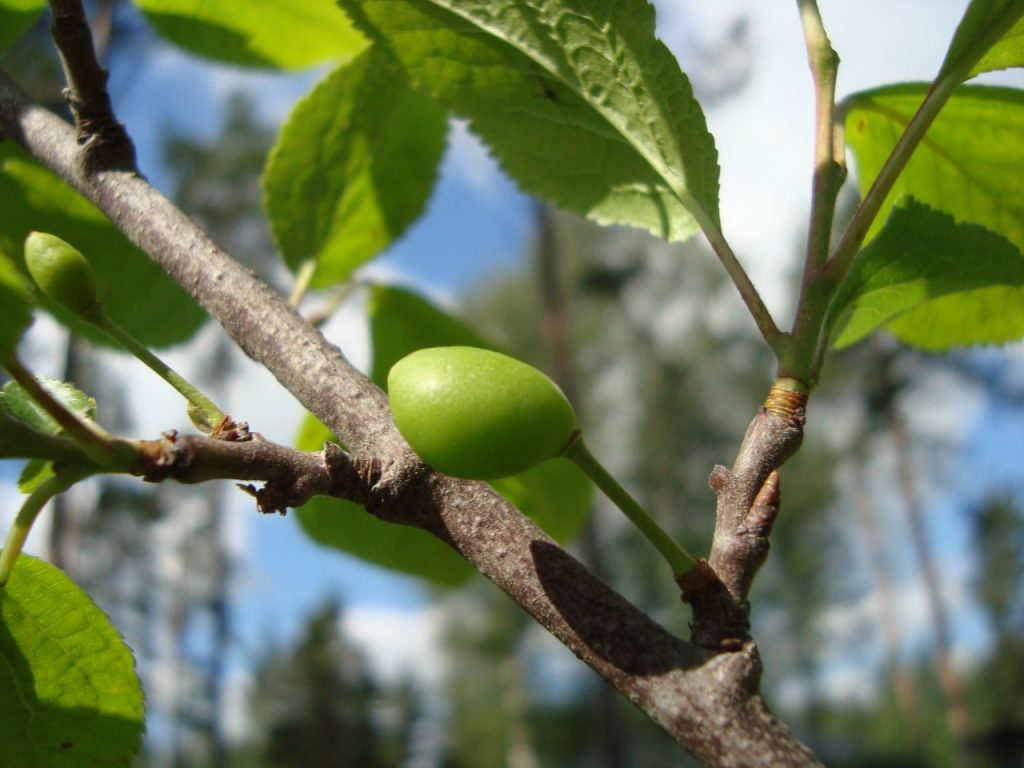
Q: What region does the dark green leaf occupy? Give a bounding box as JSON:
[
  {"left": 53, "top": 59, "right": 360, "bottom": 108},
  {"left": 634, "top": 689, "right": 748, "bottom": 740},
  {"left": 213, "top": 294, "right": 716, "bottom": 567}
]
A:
[
  {"left": 0, "top": 145, "right": 206, "bottom": 348},
  {"left": 0, "top": 0, "right": 45, "bottom": 51},
  {"left": 339, "top": 0, "right": 719, "bottom": 242},
  {"left": 294, "top": 414, "right": 475, "bottom": 586},
  {"left": 828, "top": 199, "right": 1024, "bottom": 349},
  {"left": 0, "top": 555, "right": 144, "bottom": 767},
  {"left": 298, "top": 495, "right": 477, "bottom": 585},
  {"left": 367, "top": 283, "right": 494, "bottom": 387},
  {"left": 490, "top": 458, "right": 591, "bottom": 544},
  {"left": 264, "top": 47, "right": 447, "bottom": 287},
  {"left": 0, "top": 249, "right": 33, "bottom": 358},
  {"left": 132, "top": 0, "right": 366, "bottom": 69}
]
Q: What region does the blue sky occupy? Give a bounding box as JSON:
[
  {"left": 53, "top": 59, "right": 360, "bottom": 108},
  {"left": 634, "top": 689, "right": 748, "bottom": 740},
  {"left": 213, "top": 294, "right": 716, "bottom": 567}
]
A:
[{"left": 4, "top": 0, "right": 1024, "bottom": 734}]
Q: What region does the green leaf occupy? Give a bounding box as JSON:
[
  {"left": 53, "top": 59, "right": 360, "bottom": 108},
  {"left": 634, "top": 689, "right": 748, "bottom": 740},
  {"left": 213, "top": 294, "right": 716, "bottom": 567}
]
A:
[
  {"left": 828, "top": 199, "right": 1024, "bottom": 349},
  {"left": 298, "top": 495, "right": 477, "bottom": 586},
  {"left": 972, "top": 15, "right": 1024, "bottom": 75},
  {"left": 0, "top": 555, "right": 144, "bottom": 767},
  {"left": 0, "top": 145, "right": 206, "bottom": 348},
  {"left": 0, "top": 376, "right": 97, "bottom": 436},
  {"left": 339, "top": 0, "right": 719, "bottom": 242},
  {"left": 367, "top": 283, "right": 493, "bottom": 386},
  {"left": 844, "top": 84, "right": 1024, "bottom": 348},
  {"left": 295, "top": 415, "right": 475, "bottom": 586},
  {"left": 132, "top": 0, "right": 366, "bottom": 69},
  {"left": 939, "top": 0, "right": 1024, "bottom": 79},
  {"left": 17, "top": 459, "right": 54, "bottom": 495},
  {"left": 301, "top": 493, "right": 477, "bottom": 589},
  {"left": 845, "top": 85, "right": 1024, "bottom": 252},
  {"left": 885, "top": 285, "right": 1024, "bottom": 349},
  {"left": 0, "top": 249, "right": 34, "bottom": 358},
  {"left": 0, "top": 0, "right": 45, "bottom": 51},
  {"left": 264, "top": 47, "right": 447, "bottom": 287},
  {"left": 490, "top": 458, "right": 591, "bottom": 544},
  {"left": 0, "top": 377, "right": 96, "bottom": 493}
]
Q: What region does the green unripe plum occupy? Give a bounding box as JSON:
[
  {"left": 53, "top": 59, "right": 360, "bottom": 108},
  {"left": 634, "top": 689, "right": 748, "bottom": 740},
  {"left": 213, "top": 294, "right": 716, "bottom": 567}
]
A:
[
  {"left": 24, "top": 232, "right": 98, "bottom": 316},
  {"left": 388, "top": 346, "right": 577, "bottom": 480}
]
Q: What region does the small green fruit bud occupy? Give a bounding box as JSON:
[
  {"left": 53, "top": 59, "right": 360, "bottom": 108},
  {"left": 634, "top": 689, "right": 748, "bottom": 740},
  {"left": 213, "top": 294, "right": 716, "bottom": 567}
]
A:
[
  {"left": 24, "top": 232, "right": 98, "bottom": 316},
  {"left": 388, "top": 346, "right": 577, "bottom": 480}
]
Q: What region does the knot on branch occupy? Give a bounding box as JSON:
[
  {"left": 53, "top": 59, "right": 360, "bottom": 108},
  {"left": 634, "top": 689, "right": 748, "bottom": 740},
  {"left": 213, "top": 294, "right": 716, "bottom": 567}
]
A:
[
  {"left": 138, "top": 430, "right": 189, "bottom": 481},
  {"left": 323, "top": 442, "right": 380, "bottom": 506},
  {"left": 693, "top": 394, "right": 802, "bottom": 650},
  {"left": 238, "top": 481, "right": 290, "bottom": 515},
  {"left": 210, "top": 416, "right": 251, "bottom": 442},
  {"left": 362, "top": 453, "right": 432, "bottom": 517},
  {"left": 684, "top": 473, "right": 780, "bottom": 652},
  {"left": 741, "top": 469, "right": 780, "bottom": 538}
]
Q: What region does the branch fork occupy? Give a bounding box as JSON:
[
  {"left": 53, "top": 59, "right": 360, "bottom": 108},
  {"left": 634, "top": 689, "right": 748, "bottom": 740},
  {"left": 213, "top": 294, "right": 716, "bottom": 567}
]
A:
[
  {"left": 134, "top": 431, "right": 385, "bottom": 512},
  {"left": 689, "top": 395, "right": 805, "bottom": 650},
  {"left": 48, "top": 0, "right": 136, "bottom": 173}
]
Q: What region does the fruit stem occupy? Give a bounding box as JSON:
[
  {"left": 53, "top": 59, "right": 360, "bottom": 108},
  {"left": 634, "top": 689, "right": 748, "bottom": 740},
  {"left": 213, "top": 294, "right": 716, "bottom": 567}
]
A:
[
  {"left": 561, "top": 433, "right": 698, "bottom": 579},
  {"left": 0, "top": 474, "right": 71, "bottom": 587},
  {"left": 86, "top": 308, "right": 225, "bottom": 432}
]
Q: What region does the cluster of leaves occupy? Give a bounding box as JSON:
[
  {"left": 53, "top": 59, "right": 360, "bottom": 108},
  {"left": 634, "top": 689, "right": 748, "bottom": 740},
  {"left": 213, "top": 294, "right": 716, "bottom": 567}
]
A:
[{"left": 1, "top": 0, "right": 1024, "bottom": 765}]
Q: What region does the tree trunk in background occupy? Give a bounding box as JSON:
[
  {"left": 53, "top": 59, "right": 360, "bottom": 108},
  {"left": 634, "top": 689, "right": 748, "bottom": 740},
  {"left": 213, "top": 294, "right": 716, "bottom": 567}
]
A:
[
  {"left": 888, "top": 410, "right": 971, "bottom": 764},
  {"left": 533, "top": 203, "right": 627, "bottom": 768},
  {"left": 852, "top": 468, "right": 922, "bottom": 747}
]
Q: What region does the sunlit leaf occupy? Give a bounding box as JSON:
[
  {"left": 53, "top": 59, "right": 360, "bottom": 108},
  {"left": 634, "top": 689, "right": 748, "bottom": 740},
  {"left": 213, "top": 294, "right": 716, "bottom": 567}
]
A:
[
  {"left": 886, "top": 285, "right": 1024, "bottom": 350},
  {"left": 17, "top": 459, "right": 53, "bottom": 494},
  {"left": 339, "top": 0, "right": 719, "bottom": 243},
  {"left": 131, "top": 0, "right": 366, "bottom": 69},
  {"left": 828, "top": 199, "right": 1024, "bottom": 349},
  {"left": 971, "top": 14, "right": 1024, "bottom": 75},
  {"left": 264, "top": 47, "right": 447, "bottom": 287},
  {"left": 844, "top": 85, "right": 1024, "bottom": 349},
  {"left": 0, "top": 377, "right": 97, "bottom": 492},
  {"left": 0, "top": 555, "right": 144, "bottom": 767},
  {"left": 939, "top": 0, "right": 1024, "bottom": 79},
  {"left": 845, "top": 84, "right": 1024, "bottom": 250},
  {"left": 0, "top": 145, "right": 206, "bottom": 348},
  {"left": 0, "top": 376, "right": 97, "bottom": 436}
]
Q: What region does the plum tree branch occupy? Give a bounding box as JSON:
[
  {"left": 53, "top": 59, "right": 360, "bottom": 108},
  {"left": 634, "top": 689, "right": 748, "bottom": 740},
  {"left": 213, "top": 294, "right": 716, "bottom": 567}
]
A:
[
  {"left": 0, "top": 70, "right": 821, "bottom": 767},
  {"left": 47, "top": 0, "right": 136, "bottom": 172}
]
